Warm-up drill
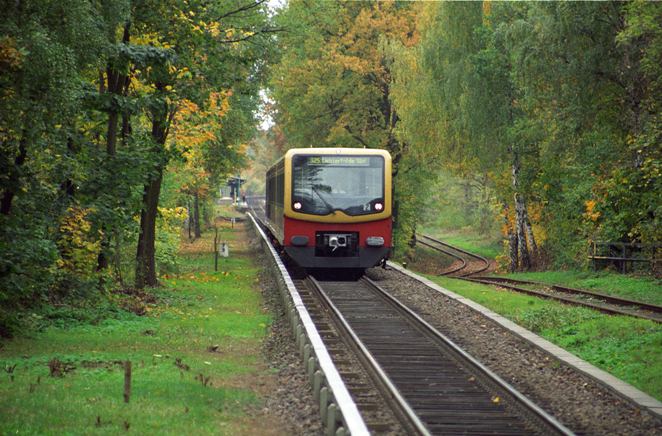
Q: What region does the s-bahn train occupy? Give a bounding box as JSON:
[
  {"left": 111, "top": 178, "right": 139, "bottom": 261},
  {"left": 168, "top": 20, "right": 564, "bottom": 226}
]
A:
[{"left": 264, "top": 148, "right": 392, "bottom": 274}]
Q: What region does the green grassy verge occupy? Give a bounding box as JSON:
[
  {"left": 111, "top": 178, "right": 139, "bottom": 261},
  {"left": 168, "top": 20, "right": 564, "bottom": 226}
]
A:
[
  {"left": 419, "top": 228, "right": 501, "bottom": 259},
  {"left": 0, "top": 224, "right": 274, "bottom": 435},
  {"left": 500, "top": 270, "right": 662, "bottom": 306},
  {"left": 214, "top": 203, "right": 246, "bottom": 219},
  {"left": 425, "top": 275, "right": 662, "bottom": 401}
]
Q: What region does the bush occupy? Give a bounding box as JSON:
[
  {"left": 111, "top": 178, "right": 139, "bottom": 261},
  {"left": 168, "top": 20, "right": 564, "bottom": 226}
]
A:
[{"left": 516, "top": 305, "right": 600, "bottom": 333}]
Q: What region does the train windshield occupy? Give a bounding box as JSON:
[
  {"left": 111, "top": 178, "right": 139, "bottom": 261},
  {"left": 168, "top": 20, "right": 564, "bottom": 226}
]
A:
[{"left": 292, "top": 155, "right": 385, "bottom": 216}]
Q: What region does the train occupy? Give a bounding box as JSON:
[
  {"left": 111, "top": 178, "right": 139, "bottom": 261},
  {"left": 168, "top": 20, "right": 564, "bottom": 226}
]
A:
[{"left": 264, "top": 147, "right": 392, "bottom": 275}]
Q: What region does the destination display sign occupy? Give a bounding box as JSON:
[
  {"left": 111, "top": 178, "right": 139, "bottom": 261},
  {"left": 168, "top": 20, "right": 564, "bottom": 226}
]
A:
[{"left": 306, "top": 156, "right": 371, "bottom": 166}]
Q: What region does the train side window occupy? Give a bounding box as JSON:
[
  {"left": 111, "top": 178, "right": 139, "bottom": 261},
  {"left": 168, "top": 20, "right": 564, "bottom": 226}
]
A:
[{"left": 276, "top": 170, "right": 284, "bottom": 207}]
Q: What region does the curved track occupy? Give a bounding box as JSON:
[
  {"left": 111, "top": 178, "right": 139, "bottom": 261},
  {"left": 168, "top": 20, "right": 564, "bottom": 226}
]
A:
[
  {"left": 419, "top": 234, "right": 662, "bottom": 323},
  {"left": 305, "top": 276, "right": 572, "bottom": 435},
  {"left": 417, "top": 234, "right": 490, "bottom": 277}
]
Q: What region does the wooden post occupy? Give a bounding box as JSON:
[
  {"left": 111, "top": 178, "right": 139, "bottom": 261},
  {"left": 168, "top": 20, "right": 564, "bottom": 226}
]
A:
[
  {"left": 123, "top": 361, "right": 132, "bottom": 403},
  {"left": 214, "top": 226, "right": 219, "bottom": 272}
]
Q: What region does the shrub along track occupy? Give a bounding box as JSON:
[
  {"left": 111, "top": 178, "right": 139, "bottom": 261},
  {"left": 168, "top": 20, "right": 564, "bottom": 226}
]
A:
[{"left": 419, "top": 234, "right": 662, "bottom": 323}]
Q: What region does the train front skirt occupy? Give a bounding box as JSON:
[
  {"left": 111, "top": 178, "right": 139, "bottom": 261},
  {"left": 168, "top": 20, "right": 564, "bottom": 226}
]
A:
[{"left": 284, "top": 245, "right": 390, "bottom": 269}]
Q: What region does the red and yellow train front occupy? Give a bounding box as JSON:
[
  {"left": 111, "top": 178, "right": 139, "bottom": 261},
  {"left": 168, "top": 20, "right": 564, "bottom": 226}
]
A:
[{"left": 282, "top": 148, "right": 392, "bottom": 269}]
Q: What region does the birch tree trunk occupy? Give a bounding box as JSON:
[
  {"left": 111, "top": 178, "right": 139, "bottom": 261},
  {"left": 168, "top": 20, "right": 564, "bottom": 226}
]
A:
[
  {"left": 511, "top": 150, "right": 531, "bottom": 270},
  {"left": 503, "top": 202, "right": 518, "bottom": 272},
  {"left": 524, "top": 212, "right": 538, "bottom": 265}
]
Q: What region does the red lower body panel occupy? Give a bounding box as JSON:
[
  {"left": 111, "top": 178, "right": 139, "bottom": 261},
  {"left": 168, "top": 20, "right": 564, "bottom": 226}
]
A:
[
  {"left": 283, "top": 216, "right": 392, "bottom": 248},
  {"left": 281, "top": 216, "right": 392, "bottom": 269}
]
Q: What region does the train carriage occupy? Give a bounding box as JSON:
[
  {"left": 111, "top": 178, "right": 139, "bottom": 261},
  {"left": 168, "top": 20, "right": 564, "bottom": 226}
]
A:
[{"left": 265, "top": 148, "right": 392, "bottom": 273}]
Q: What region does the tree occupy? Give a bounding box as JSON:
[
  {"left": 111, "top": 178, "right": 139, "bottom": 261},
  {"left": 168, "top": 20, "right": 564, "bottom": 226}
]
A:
[
  {"left": 129, "top": 0, "right": 273, "bottom": 287},
  {"left": 271, "top": 0, "right": 423, "bottom": 250}
]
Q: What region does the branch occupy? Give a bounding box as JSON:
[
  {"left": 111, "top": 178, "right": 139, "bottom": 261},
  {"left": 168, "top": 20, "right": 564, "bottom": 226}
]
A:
[
  {"left": 344, "top": 125, "right": 369, "bottom": 148},
  {"left": 217, "top": 0, "right": 268, "bottom": 21}
]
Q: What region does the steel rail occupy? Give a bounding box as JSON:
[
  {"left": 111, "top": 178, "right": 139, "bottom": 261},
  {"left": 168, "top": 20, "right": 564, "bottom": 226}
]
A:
[
  {"left": 465, "top": 277, "right": 662, "bottom": 324},
  {"left": 311, "top": 276, "right": 573, "bottom": 435},
  {"left": 307, "top": 277, "right": 431, "bottom": 436},
  {"left": 472, "top": 276, "right": 662, "bottom": 315},
  {"left": 418, "top": 234, "right": 490, "bottom": 277},
  {"left": 361, "top": 276, "right": 575, "bottom": 436},
  {"left": 418, "top": 235, "right": 661, "bottom": 323},
  {"left": 416, "top": 238, "right": 467, "bottom": 275}
]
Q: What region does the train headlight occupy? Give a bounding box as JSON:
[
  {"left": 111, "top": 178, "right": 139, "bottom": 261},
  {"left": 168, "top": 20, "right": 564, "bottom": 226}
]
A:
[
  {"left": 293, "top": 201, "right": 302, "bottom": 210},
  {"left": 366, "top": 236, "right": 384, "bottom": 247},
  {"left": 374, "top": 202, "right": 383, "bottom": 211}
]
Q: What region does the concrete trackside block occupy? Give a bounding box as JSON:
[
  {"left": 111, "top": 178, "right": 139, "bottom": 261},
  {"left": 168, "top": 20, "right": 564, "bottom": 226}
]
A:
[
  {"left": 298, "top": 333, "right": 307, "bottom": 358},
  {"left": 307, "top": 356, "right": 317, "bottom": 381},
  {"left": 388, "top": 261, "right": 662, "bottom": 419},
  {"left": 304, "top": 343, "right": 312, "bottom": 363},
  {"left": 326, "top": 404, "right": 339, "bottom": 436},
  {"left": 320, "top": 387, "right": 329, "bottom": 421},
  {"left": 314, "top": 371, "right": 324, "bottom": 401}
]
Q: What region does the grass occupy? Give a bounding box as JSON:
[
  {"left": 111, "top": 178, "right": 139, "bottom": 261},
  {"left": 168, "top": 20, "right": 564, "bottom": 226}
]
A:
[
  {"left": 499, "top": 270, "right": 662, "bottom": 306},
  {"left": 419, "top": 227, "right": 502, "bottom": 259},
  {"left": 424, "top": 275, "right": 662, "bottom": 401},
  {"left": 214, "top": 203, "right": 246, "bottom": 219},
  {"left": 0, "top": 222, "right": 279, "bottom": 435}
]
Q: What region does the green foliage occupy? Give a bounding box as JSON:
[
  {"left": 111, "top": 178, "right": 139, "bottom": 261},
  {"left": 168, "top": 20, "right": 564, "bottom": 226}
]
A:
[
  {"left": 0, "top": 0, "right": 273, "bottom": 332},
  {"left": 270, "top": 1, "right": 432, "bottom": 249},
  {"left": 390, "top": 1, "right": 661, "bottom": 268}
]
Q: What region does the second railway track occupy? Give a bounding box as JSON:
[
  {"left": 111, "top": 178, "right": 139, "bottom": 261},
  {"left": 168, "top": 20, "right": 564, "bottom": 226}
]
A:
[
  {"left": 417, "top": 234, "right": 491, "bottom": 277},
  {"left": 303, "top": 276, "right": 572, "bottom": 435},
  {"left": 418, "top": 234, "right": 662, "bottom": 323}
]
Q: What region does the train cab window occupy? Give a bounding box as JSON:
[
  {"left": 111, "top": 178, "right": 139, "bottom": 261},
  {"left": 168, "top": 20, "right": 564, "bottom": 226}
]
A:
[{"left": 292, "top": 154, "right": 384, "bottom": 216}]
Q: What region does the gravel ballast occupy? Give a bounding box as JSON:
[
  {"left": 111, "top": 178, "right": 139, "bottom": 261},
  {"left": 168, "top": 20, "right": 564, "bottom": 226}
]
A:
[
  {"left": 366, "top": 266, "right": 662, "bottom": 435},
  {"left": 256, "top": 249, "right": 324, "bottom": 435}
]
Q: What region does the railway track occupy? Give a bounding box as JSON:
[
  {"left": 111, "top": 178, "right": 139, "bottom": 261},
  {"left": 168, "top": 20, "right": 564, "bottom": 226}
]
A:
[
  {"left": 419, "top": 234, "right": 662, "bottom": 323},
  {"left": 417, "top": 234, "right": 490, "bottom": 277},
  {"left": 301, "top": 276, "right": 572, "bottom": 435},
  {"left": 467, "top": 276, "right": 662, "bottom": 323}
]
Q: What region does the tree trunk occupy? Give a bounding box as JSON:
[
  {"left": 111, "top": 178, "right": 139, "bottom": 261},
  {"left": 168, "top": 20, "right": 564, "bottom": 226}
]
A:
[
  {"left": 135, "top": 93, "right": 170, "bottom": 289},
  {"left": 135, "top": 167, "right": 163, "bottom": 288},
  {"left": 193, "top": 191, "right": 201, "bottom": 238},
  {"left": 114, "top": 229, "right": 124, "bottom": 286},
  {"left": 187, "top": 198, "right": 192, "bottom": 240},
  {"left": 503, "top": 202, "right": 518, "bottom": 272},
  {"left": 462, "top": 180, "right": 472, "bottom": 218},
  {"left": 1, "top": 136, "right": 27, "bottom": 216},
  {"left": 514, "top": 193, "right": 531, "bottom": 270},
  {"left": 511, "top": 151, "right": 531, "bottom": 270},
  {"left": 98, "top": 22, "right": 130, "bottom": 271},
  {"left": 524, "top": 212, "right": 538, "bottom": 264}
]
